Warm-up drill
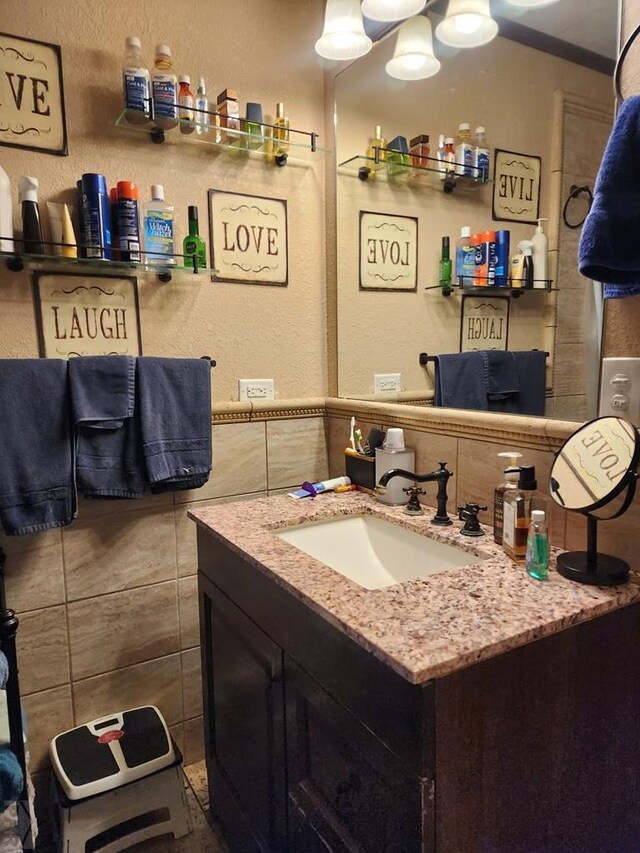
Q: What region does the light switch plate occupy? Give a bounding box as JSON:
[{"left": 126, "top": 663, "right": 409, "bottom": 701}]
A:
[
  {"left": 599, "top": 358, "right": 640, "bottom": 425},
  {"left": 374, "top": 373, "right": 402, "bottom": 394}
]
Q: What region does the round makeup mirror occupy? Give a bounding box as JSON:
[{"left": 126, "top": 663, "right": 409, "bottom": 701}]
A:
[{"left": 550, "top": 416, "right": 640, "bottom": 585}]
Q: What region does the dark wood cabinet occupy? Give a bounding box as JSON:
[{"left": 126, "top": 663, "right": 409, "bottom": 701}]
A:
[{"left": 198, "top": 528, "right": 640, "bottom": 853}]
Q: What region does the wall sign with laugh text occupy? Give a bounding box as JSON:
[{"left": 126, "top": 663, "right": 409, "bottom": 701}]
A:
[
  {"left": 209, "top": 190, "right": 288, "bottom": 286},
  {"left": 359, "top": 211, "right": 417, "bottom": 291},
  {"left": 0, "top": 32, "right": 67, "bottom": 156},
  {"left": 33, "top": 273, "right": 142, "bottom": 358},
  {"left": 492, "top": 149, "right": 541, "bottom": 224},
  {"left": 460, "top": 295, "right": 509, "bottom": 353}
]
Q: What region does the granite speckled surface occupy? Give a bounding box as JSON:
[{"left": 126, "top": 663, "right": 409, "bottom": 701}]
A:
[{"left": 189, "top": 492, "right": 640, "bottom": 684}]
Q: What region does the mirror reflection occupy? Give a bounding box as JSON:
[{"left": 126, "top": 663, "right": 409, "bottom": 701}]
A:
[{"left": 335, "top": 0, "right": 618, "bottom": 421}]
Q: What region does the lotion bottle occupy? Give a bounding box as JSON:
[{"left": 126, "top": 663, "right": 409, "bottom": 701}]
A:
[
  {"left": 493, "top": 451, "right": 522, "bottom": 545},
  {"left": 532, "top": 218, "right": 548, "bottom": 289},
  {"left": 19, "top": 176, "right": 44, "bottom": 254},
  {"left": 0, "top": 166, "right": 14, "bottom": 253}
]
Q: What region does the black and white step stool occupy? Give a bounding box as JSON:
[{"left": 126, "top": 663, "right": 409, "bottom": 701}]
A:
[{"left": 49, "top": 706, "right": 191, "bottom": 852}]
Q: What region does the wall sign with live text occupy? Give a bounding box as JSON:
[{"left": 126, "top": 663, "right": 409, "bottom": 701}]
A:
[
  {"left": 0, "top": 32, "right": 68, "bottom": 156},
  {"left": 492, "top": 149, "right": 541, "bottom": 224}
]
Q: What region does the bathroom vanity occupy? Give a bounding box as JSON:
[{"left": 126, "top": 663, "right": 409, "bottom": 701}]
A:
[{"left": 191, "top": 493, "right": 640, "bottom": 853}]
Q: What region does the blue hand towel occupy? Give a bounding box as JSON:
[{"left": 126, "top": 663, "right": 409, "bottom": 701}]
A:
[
  {"left": 513, "top": 350, "right": 547, "bottom": 416},
  {"left": 0, "top": 654, "right": 8, "bottom": 691},
  {"left": 579, "top": 95, "right": 640, "bottom": 299},
  {"left": 434, "top": 353, "right": 488, "bottom": 410},
  {"left": 69, "top": 356, "right": 146, "bottom": 499},
  {"left": 137, "top": 358, "right": 212, "bottom": 492},
  {"left": 0, "top": 359, "right": 75, "bottom": 536},
  {"left": 0, "top": 747, "right": 23, "bottom": 812},
  {"left": 481, "top": 351, "right": 519, "bottom": 413}
]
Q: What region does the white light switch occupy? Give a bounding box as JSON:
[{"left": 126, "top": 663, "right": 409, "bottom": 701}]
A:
[{"left": 599, "top": 358, "right": 640, "bottom": 425}]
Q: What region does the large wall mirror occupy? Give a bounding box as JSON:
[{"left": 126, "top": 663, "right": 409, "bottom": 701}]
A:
[{"left": 335, "top": 0, "right": 619, "bottom": 421}]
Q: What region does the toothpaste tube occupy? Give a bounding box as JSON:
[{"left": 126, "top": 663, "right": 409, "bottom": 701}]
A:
[{"left": 288, "top": 476, "right": 351, "bottom": 499}]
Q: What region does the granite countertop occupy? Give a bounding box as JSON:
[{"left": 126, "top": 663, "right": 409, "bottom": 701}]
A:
[{"left": 189, "top": 492, "right": 640, "bottom": 685}]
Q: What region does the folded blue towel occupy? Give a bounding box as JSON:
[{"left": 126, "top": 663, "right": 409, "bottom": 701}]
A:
[
  {"left": 0, "top": 654, "right": 8, "bottom": 691},
  {"left": 481, "top": 351, "right": 519, "bottom": 413},
  {"left": 0, "top": 359, "right": 75, "bottom": 536},
  {"left": 579, "top": 95, "right": 640, "bottom": 299},
  {"left": 69, "top": 356, "right": 145, "bottom": 499},
  {"left": 137, "top": 358, "right": 212, "bottom": 492},
  {"left": 434, "top": 353, "right": 488, "bottom": 410},
  {"left": 0, "top": 747, "right": 23, "bottom": 812},
  {"left": 513, "top": 350, "right": 546, "bottom": 416}
]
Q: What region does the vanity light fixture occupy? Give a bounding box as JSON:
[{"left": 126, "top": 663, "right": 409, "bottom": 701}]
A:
[
  {"left": 386, "top": 16, "right": 441, "bottom": 80},
  {"left": 435, "top": 0, "right": 499, "bottom": 48},
  {"left": 361, "top": 0, "right": 427, "bottom": 23},
  {"left": 315, "top": 0, "right": 373, "bottom": 61}
]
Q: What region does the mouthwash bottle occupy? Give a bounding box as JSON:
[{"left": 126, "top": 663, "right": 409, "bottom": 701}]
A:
[
  {"left": 526, "top": 510, "right": 549, "bottom": 580},
  {"left": 151, "top": 44, "right": 178, "bottom": 130},
  {"left": 143, "top": 185, "right": 175, "bottom": 265},
  {"left": 123, "top": 37, "right": 151, "bottom": 124}
]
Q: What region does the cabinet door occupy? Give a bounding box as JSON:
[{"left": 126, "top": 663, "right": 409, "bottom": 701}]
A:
[
  {"left": 285, "top": 656, "right": 427, "bottom": 853},
  {"left": 199, "top": 573, "right": 286, "bottom": 853}
]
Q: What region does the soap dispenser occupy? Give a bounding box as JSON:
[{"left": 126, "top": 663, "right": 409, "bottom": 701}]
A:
[
  {"left": 531, "top": 218, "right": 548, "bottom": 289},
  {"left": 493, "top": 451, "right": 522, "bottom": 545},
  {"left": 502, "top": 465, "right": 548, "bottom": 562}
]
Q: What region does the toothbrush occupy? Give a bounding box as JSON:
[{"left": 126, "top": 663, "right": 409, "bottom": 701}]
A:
[
  {"left": 349, "top": 417, "right": 356, "bottom": 452},
  {"left": 354, "top": 428, "right": 364, "bottom": 454}
]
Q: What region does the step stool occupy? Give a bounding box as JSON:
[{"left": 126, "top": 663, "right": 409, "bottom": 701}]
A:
[{"left": 49, "top": 706, "right": 191, "bottom": 853}]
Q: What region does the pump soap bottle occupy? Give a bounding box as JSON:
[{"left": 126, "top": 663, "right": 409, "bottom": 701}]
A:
[
  {"left": 493, "top": 451, "right": 523, "bottom": 545},
  {"left": 19, "top": 176, "right": 44, "bottom": 254},
  {"left": 502, "top": 465, "right": 548, "bottom": 563}
]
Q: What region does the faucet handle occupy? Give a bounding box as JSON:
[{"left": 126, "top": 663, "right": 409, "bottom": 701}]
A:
[
  {"left": 437, "top": 461, "right": 453, "bottom": 477},
  {"left": 403, "top": 485, "right": 426, "bottom": 516},
  {"left": 457, "top": 502, "right": 487, "bottom": 537}
]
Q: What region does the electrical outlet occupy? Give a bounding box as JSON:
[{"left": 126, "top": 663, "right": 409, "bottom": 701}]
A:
[
  {"left": 374, "top": 373, "right": 402, "bottom": 394},
  {"left": 238, "top": 379, "right": 275, "bottom": 402},
  {"left": 599, "top": 358, "right": 640, "bottom": 425}
]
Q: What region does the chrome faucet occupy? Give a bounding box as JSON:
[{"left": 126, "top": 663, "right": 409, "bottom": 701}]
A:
[{"left": 376, "top": 462, "right": 453, "bottom": 526}]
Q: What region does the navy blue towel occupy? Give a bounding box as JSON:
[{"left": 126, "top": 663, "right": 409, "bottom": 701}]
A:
[
  {"left": 137, "top": 358, "right": 212, "bottom": 492},
  {"left": 579, "top": 95, "right": 640, "bottom": 298},
  {"left": 0, "top": 359, "right": 75, "bottom": 535},
  {"left": 481, "top": 351, "right": 519, "bottom": 413},
  {"left": 512, "top": 350, "right": 547, "bottom": 417},
  {"left": 69, "top": 356, "right": 146, "bottom": 499},
  {"left": 434, "top": 353, "right": 488, "bottom": 410},
  {"left": 0, "top": 653, "right": 8, "bottom": 690}
]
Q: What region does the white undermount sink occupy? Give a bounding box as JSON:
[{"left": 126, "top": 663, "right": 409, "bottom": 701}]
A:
[{"left": 276, "top": 514, "right": 483, "bottom": 590}]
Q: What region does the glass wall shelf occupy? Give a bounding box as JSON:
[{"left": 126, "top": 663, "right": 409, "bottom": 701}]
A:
[
  {"left": 1, "top": 248, "right": 217, "bottom": 283},
  {"left": 425, "top": 276, "right": 555, "bottom": 298},
  {"left": 115, "top": 105, "right": 327, "bottom": 166},
  {"left": 339, "top": 148, "right": 491, "bottom": 191}
]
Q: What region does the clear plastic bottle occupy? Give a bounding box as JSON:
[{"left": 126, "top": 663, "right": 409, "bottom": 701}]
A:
[
  {"left": 143, "top": 184, "right": 175, "bottom": 265},
  {"left": 526, "top": 510, "right": 549, "bottom": 580},
  {"left": 455, "top": 122, "right": 473, "bottom": 177},
  {"left": 444, "top": 137, "right": 456, "bottom": 173},
  {"left": 437, "top": 134, "right": 446, "bottom": 180},
  {"left": 151, "top": 44, "right": 178, "bottom": 130},
  {"left": 474, "top": 126, "right": 490, "bottom": 182},
  {"left": 178, "top": 75, "right": 194, "bottom": 135},
  {"left": 194, "top": 78, "right": 209, "bottom": 136},
  {"left": 123, "top": 37, "right": 151, "bottom": 124}
]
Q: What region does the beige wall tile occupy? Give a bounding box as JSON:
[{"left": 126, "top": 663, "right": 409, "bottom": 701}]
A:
[
  {"left": 68, "top": 581, "right": 179, "bottom": 680},
  {"left": 556, "top": 286, "right": 586, "bottom": 345},
  {"left": 267, "top": 417, "right": 329, "bottom": 490},
  {"left": 182, "top": 648, "right": 203, "bottom": 720},
  {"left": 554, "top": 343, "right": 589, "bottom": 397},
  {"left": 77, "top": 492, "right": 173, "bottom": 520},
  {"left": 176, "top": 493, "right": 267, "bottom": 578},
  {"left": 179, "top": 576, "right": 199, "bottom": 651},
  {"left": 169, "top": 723, "right": 184, "bottom": 756},
  {"left": 17, "top": 606, "right": 69, "bottom": 695},
  {"left": 457, "top": 438, "right": 565, "bottom": 547},
  {"left": 63, "top": 508, "right": 177, "bottom": 601},
  {"left": 23, "top": 685, "right": 73, "bottom": 771},
  {"left": 183, "top": 716, "right": 205, "bottom": 765},
  {"left": 565, "top": 498, "right": 640, "bottom": 568},
  {"left": 73, "top": 654, "right": 183, "bottom": 728},
  {"left": 175, "top": 422, "right": 267, "bottom": 504},
  {"left": 0, "top": 530, "right": 64, "bottom": 613},
  {"left": 554, "top": 395, "right": 588, "bottom": 422}
]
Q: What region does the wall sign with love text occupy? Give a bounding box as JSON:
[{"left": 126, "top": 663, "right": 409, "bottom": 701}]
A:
[{"left": 359, "top": 211, "right": 418, "bottom": 292}]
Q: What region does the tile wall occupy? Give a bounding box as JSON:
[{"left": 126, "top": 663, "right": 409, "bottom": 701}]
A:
[{"left": 0, "top": 410, "right": 329, "bottom": 775}]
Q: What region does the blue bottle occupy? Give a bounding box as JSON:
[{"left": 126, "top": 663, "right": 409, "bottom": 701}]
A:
[
  {"left": 495, "top": 230, "right": 510, "bottom": 287},
  {"left": 81, "top": 173, "right": 111, "bottom": 260}
]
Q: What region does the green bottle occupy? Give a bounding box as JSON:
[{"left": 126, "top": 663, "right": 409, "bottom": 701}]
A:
[
  {"left": 439, "top": 236, "right": 452, "bottom": 291},
  {"left": 183, "top": 205, "right": 207, "bottom": 269}
]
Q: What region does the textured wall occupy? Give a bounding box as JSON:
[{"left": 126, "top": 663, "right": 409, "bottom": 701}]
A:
[{"left": 0, "top": 0, "right": 327, "bottom": 401}]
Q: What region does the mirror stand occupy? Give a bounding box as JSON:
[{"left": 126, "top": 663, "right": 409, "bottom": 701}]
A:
[{"left": 557, "top": 513, "right": 630, "bottom": 587}]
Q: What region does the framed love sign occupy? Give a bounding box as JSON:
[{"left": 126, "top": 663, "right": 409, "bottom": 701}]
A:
[
  {"left": 359, "top": 211, "right": 418, "bottom": 291},
  {"left": 208, "top": 190, "right": 288, "bottom": 286},
  {"left": 0, "top": 32, "right": 68, "bottom": 156}
]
